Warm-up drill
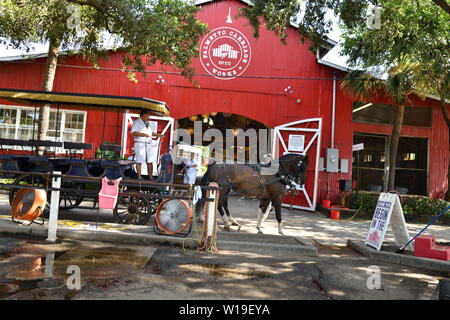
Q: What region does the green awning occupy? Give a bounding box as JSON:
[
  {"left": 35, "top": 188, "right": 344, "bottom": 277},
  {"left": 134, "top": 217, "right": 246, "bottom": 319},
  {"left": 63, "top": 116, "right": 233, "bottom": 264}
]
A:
[{"left": 0, "top": 88, "right": 170, "bottom": 116}]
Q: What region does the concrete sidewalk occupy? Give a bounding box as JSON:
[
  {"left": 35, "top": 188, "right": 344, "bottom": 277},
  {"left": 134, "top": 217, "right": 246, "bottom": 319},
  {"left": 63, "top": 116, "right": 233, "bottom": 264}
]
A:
[
  {"left": 0, "top": 215, "right": 318, "bottom": 258},
  {"left": 1, "top": 194, "right": 450, "bottom": 258},
  {"left": 220, "top": 197, "right": 450, "bottom": 246}
]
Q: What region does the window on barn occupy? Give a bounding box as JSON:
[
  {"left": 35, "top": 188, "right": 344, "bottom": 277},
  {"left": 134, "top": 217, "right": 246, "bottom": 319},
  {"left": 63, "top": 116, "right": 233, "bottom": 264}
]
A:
[
  {"left": 352, "top": 133, "right": 428, "bottom": 195},
  {"left": 0, "top": 105, "right": 86, "bottom": 152},
  {"left": 352, "top": 102, "right": 432, "bottom": 128},
  {"left": 0, "top": 108, "right": 17, "bottom": 138}
]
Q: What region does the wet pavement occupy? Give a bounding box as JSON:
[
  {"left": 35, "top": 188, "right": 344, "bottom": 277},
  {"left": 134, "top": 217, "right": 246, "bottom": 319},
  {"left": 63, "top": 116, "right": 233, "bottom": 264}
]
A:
[
  {"left": 0, "top": 234, "right": 448, "bottom": 300},
  {"left": 0, "top": 235, "right": 157, "bottom": 300},
  {"left": 0, "top": 193, "right": 449, "bottom": 300}
]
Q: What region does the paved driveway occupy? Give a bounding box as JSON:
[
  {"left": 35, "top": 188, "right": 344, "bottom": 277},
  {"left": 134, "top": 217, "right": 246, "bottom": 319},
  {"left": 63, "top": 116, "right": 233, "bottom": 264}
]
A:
[{"left": 216, "top": 197, "right": 450, "bottom": 247}]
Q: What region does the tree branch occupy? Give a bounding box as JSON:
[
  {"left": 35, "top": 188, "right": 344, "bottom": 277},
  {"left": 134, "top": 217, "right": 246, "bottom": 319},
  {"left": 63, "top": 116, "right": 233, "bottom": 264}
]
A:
[
  {"left": 440, "top": 96, "right": 450, "bottom": 129},
  {"left": 432, "top": 0, "right": 450, "bottom": 14}
]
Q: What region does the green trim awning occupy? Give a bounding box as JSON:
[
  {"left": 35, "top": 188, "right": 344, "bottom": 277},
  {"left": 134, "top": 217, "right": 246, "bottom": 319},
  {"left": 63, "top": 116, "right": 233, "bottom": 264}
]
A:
[{"left": 0, "top": 88, "right": 170, "bottom": 116}]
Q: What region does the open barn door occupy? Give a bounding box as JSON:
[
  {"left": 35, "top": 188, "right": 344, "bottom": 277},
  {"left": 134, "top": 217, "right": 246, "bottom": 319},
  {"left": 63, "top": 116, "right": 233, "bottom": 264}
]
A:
[
  {"left": 121, "top": 112, "right": 174, "bottom": 176},
  {"left": 272, "top": 118, "right": 322, "bottom": 211}
]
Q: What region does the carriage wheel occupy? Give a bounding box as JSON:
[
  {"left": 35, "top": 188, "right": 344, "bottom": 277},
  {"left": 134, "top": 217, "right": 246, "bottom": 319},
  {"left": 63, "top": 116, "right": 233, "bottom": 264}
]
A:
[
  {"left": 155, "top": 199, "right": 192, "bottom": 234},
  {"left": 145, "top": 189, "right": 163, "bottom": 216},
  {"left": 9, "top": 174, "right": 51, "bottom": 217},
  {"left": 59, "top": 182, "right": 85, "bottom": 210},
  {"left": 113, "top": 193, "right": 152, "bottom": 225}
]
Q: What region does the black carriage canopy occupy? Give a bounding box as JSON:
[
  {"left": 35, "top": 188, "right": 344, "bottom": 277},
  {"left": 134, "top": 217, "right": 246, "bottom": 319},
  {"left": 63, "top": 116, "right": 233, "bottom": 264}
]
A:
[{"left": 0, "top": 88, "right": 170, "bottom": 116}]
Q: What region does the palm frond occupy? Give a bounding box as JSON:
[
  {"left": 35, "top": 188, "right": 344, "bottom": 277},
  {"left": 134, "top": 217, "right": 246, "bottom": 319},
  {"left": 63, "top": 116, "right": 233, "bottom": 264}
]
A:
[{"left": 340, "top": 70, "right": 385, "bottom": 100}]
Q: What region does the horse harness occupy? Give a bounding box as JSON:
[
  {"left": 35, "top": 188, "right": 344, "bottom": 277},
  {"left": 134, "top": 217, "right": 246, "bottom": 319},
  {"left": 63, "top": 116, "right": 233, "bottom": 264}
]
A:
[{"left": 221, "top": 163, "right": 300, "bottom": 201}]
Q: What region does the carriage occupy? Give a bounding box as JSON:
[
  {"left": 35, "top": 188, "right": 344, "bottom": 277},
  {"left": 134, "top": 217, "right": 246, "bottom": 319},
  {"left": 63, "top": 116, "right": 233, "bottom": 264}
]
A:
[{"left": 0, "top": 88, "right": 215, "bottom": 235}]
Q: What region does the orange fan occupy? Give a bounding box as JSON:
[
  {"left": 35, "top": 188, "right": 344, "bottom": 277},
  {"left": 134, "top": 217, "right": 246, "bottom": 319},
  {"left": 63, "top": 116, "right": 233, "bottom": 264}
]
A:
[
  {"left": 155, "top": 199, "right": 192, "bottom": 235},
  {"left": 11, "top": 188, "right": 47, "bottom": 222}
]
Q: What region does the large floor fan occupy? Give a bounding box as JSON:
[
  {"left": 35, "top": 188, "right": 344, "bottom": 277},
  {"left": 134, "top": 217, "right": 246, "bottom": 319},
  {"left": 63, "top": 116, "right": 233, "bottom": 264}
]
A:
[{"left": 154, "top": 199, "right": 192, "bottom": 237}]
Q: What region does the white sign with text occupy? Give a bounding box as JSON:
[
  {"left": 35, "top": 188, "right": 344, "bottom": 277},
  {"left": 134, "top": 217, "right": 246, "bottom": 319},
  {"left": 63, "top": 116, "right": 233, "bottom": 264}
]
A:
[
  {"left": 352, "top": 143, "right": 364, "bottom": 151},
  {"left": 288, "top": 134, "right": 305, "bottom": 152},
  {"left": 365, "top": 192, "right": 411, "bottom": 250}
]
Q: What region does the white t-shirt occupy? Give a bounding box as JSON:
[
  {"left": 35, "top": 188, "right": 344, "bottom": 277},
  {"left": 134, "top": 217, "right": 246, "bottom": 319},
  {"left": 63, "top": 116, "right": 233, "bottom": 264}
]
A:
[{"left": 131, "top": 117, "right": 152, "bottom": 143}]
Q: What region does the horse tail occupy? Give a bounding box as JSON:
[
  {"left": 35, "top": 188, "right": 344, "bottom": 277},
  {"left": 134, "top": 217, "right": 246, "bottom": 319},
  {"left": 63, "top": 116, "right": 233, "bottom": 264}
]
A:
[{"left": 195, "top": 162, "right": 216, "bottom": 218}]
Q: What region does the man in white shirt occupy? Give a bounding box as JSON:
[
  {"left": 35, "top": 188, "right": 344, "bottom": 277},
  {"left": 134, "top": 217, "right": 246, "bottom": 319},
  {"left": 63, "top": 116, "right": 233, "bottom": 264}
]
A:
[
  {"left": 130, "top": 109, "right": 163, "bottom": 179},
  {"left": 181, "top": 152, "right": 199, "bottom": 185}
]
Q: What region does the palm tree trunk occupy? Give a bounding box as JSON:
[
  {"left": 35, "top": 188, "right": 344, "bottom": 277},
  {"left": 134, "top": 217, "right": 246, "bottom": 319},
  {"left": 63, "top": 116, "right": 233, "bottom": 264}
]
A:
[
  {"left": 37, "top": 39, "right": 60, "bottom": 154},
  {"left": 387, "top": 104, "right": 405, "bottom": 191}
]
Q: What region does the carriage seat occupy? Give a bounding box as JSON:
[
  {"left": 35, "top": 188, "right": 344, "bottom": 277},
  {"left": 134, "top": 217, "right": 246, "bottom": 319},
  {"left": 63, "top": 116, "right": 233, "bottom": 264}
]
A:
[
  {"left": 63, "top": 142, "right": 92, "bottom": 159},
  {"left": 100, "top": 143, "right": 121, "bottom": 152},
  {"left": 29, "top": 140, "right": 63, "bottom": 148},
  {"left": 63, "top": 142, "right": 92, "bottom": 150},
  {"left": 99, "top": 143, "right": 122, "bottom": 160},
  {"left": 0, "top": 138, "right": 33, "bottom": 148}
]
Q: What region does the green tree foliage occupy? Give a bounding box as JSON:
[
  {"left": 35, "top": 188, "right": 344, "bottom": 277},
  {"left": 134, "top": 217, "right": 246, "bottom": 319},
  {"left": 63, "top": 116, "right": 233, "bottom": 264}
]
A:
[
  {"left": 240, "top": 0, "right": 448, "bottom": 50},
  {"left": 0, "top": 0, "right": 208, "bottom": 143},
  {"left": 0, "top": 0, "right": 207, "bottom": 76}
]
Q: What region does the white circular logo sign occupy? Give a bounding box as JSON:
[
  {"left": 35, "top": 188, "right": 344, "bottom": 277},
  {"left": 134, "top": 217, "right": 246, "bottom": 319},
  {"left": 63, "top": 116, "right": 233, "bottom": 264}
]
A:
[{"left": 200, "top": 27, "right": 252, "bottom": 80}]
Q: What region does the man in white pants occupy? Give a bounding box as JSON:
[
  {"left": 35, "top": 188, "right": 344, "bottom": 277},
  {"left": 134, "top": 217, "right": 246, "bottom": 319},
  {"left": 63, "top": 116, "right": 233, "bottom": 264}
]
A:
[
  {"left": 181, "top": 152, "right": 198, "bottom": 185},
  {"left": 131, "top": 109, "right": 162, "bottom": 179}
]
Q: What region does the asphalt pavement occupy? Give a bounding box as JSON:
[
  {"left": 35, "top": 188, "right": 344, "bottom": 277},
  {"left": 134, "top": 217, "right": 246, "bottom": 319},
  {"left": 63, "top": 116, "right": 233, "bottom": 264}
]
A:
[{"left": 1, "top": 194, "right": 450, "bottom": 300}]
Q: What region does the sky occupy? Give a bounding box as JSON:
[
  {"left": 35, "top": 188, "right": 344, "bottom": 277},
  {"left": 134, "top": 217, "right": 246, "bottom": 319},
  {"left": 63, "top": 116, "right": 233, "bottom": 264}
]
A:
[{"left": 0, "top": 43, "right": 48, "bottom": 58}]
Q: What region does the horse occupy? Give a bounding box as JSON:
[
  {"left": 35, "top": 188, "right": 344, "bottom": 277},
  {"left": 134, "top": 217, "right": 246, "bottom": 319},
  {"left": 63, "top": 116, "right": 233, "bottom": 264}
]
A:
[{"left": 195, "top": 153, "right": 308, "bottom": 235}]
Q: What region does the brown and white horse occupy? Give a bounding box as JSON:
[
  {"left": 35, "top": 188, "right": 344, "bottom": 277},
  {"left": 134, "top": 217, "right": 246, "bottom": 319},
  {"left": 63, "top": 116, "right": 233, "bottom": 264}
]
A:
[{"left": 196, "top": 153, "right": 308, "bottom": 235}]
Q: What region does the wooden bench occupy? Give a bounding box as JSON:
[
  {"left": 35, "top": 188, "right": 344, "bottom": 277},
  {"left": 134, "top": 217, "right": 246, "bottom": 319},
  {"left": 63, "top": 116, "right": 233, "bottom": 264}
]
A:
[
  {"left": 28, "top": 140, "right": 63, "bottom": 148},
  {"left": 63, "top": 142, "right": 93, "bottom": 150},
  {"left": 100, "top": 143, "right": 122, "bottom": 152},
  {"left": 0, "top": 138, "right": 33, "bottom": 148}
]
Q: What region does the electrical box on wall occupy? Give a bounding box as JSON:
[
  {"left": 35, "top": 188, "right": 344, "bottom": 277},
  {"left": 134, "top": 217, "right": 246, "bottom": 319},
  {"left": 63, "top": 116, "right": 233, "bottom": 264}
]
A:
[{"left": 326, "top": 148, "right": 339, "bottom": 173}]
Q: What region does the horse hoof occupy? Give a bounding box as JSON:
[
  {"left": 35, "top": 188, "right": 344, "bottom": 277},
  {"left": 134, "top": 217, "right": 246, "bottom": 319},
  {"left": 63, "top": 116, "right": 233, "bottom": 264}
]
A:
[
  {"left": 257, "top": 229, "right": 263, "bottom": 234},
  {"left": 231, "top": 220, "right": 240, "bottom": 226},
  {"left": 224, "top": 225, "right": 231, "bottom": 232}
]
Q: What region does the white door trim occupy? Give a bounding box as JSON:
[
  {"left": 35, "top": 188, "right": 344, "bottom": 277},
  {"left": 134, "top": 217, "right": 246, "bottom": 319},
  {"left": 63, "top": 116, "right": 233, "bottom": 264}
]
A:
[{"left": 272, "top": 118, "right": 322, "bottom": 211}]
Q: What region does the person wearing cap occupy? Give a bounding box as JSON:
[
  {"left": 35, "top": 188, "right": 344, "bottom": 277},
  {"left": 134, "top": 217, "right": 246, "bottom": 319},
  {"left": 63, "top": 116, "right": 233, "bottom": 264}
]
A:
[{"left": 131, "top": 109, "right": 163, "bottom": 179}]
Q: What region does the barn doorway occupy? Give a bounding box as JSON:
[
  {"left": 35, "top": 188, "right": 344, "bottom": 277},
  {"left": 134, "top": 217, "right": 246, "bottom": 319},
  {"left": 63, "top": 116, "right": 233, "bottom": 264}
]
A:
[{"left": 176, "top": 112, "right": 271, "bottom": 178}]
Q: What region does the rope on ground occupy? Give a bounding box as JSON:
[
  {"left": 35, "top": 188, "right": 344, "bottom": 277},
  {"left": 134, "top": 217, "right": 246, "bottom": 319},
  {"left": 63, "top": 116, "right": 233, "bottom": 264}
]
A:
[{"left": 345, "top": 205, "right": 362, "bottom": 221}]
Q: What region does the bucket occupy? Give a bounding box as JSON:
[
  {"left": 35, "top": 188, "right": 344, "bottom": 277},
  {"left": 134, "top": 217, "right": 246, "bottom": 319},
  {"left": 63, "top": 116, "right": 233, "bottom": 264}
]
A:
[
  {"left": 330, "top": 210, "right": 340, "bottom": 220},
  {"left": 98, "top": 177, "right": 122, "bottom": 209},
  {"left": 321, "top": 200, "right": 331, "bottom": 208},
  {"left": 98, "top": 194, "right": 118, "bottom": 210}
]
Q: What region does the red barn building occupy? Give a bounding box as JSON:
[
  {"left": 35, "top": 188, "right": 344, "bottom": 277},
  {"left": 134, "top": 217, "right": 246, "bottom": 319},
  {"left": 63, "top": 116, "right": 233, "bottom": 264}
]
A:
[{"left": 0, "top": 0, "right": 448, "bottom": 211}]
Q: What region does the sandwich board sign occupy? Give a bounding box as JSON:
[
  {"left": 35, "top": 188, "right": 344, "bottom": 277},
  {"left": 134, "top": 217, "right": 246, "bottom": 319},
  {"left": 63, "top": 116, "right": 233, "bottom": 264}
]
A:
[{"left": 365, "top": 192, "right": 411, "bottom": 250}]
